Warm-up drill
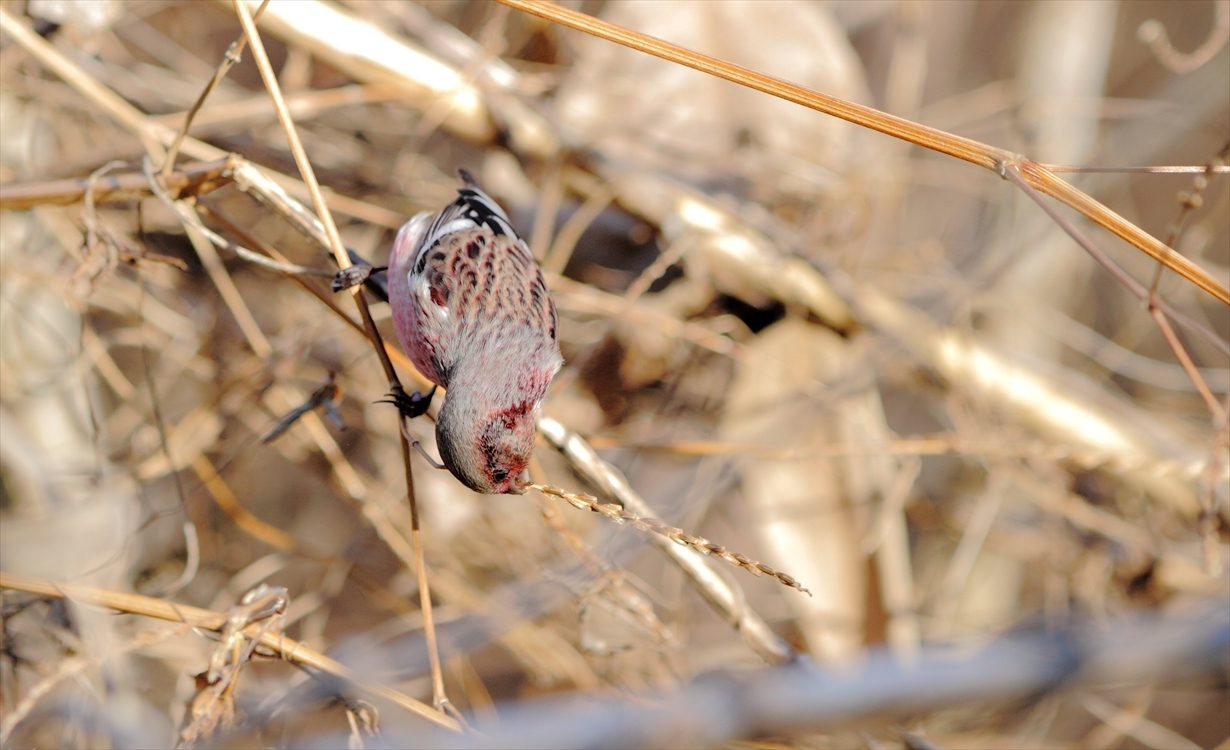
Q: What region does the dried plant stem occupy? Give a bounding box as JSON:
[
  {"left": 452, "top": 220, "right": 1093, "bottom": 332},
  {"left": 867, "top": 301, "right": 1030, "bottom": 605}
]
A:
[
  {"left": 583, "top": 434, "right": 1225, "bottom": 482},
  {"left": 0, "top": 8, "right": 222, "bottom": 163},
  {"left": 550, "top": 275, "right": 739, "bottom": 357},
  {"left": 215, "top": 160, "right": 432, "bottom": 387},
  {"left": 1149, "top": 305, "right": 1225, "bottom": 423},
  {"left": 152, "top": 82, "right": 408, "bottom": 132},
  {"left": 0, "top": 572, "right": 458, "bottom": 731},
  {"left": 529, "top": 482, "right": 811, "bottom": 596},
  {"left": 0, "top": 9, "right": 398, "bottom": 230},
  {"left": 542, "top": 181, "right": 616, "bottom": 276},
  {"left": 1080, "top": 692, "right": 1202, "bottom": 750},
  {"left": 0, "top": 8, "right": 163, "bottom": 159},
  {"left": 528, "top": 457, "right": 675, "bottom": 646},
  {"left": 142, "top": 159, "right": 319, "bottom": 278},
  {"left": 537, "top": 416, "right": 798, "bottom": 664},
  {"left": 1157, "top": 142, "right": 1229, "bottom": 266},
  {"left": 529, "top": 158, "right": 563, "bottom": 262},
  {"left": 0, "top": 158, "right": 234, "bottom": 210},
  {"left": 496, "top": 0, "right": 1229, "bottom": 307},
  {"left": 1040, "top": 164, "right": 1230, "bottom": 174},
  {"left": 231, "top": 0, "right": 452, "bottom": 715},
  {"left": 1140, "top": 142, "right": 1230, "bottom": 575},
  {"left": 195, "top": 201, "right": 408, "bottom": 368},
  {"left": 161, "top": 0, "right": 270, "bottom": 179},
  {"left": 230, "top": 1, "right": 346, "bottom": 270},
  {"left": 1000, "top": 163, "right": 1228, "bottom": 359},
  {"left": 1146, "top": 143, "right": 1229, "bottom": 378},
  {"left": 145, "top": 161, "right": 369, "bottom": 503},
  {"left": 178, "top": 195, "right": 274, "bottom": 358}
]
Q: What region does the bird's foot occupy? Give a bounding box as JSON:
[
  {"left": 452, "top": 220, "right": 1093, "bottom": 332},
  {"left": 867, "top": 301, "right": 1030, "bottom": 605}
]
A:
[
  {"left": 331, "top": 264, "right": 386, "bottom": 292},
  {"left": 378, "top": 383, "right": 436, "bottom": 419}
]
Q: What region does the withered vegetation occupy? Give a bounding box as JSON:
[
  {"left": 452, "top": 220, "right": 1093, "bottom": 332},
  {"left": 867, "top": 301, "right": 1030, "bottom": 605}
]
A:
[{"left": 0, "top": 1, "right": 1226, "bottom": 748}]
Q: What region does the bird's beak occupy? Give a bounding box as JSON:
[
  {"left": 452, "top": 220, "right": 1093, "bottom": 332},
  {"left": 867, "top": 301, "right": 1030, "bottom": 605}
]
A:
[{"left": 508, "top": 471, "right": 531, "bottom": 495}]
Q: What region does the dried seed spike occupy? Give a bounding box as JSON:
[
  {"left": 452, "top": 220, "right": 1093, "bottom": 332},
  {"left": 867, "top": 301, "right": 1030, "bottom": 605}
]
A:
[{"left": 528, "top": 483, "right": 812, "bottom": 596}]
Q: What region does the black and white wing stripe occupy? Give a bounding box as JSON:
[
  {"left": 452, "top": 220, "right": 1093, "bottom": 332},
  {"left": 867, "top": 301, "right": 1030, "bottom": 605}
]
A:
[{"left": 413, "top": 170, "right": 517, "bottom": 276}]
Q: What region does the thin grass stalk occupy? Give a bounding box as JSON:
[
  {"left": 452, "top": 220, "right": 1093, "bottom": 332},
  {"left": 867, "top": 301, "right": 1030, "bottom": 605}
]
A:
[
  {"left": 160, "top": 0, "right": 270, "bottom": 179},
  {"left": 0, "top": 572, "right": 458, "bottom": 731},
  {"left": 230, "top": 0, "right": 454, "bottom": 717},
  {"left": 495, "top": 0, "right": 1229, "bottom": 307}
]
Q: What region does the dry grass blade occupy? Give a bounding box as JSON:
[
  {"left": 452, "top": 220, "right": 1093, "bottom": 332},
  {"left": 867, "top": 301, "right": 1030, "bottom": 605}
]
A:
[
  {"left": 0, "top": 158, "right": 235, "bottom": 210},
  {"left": 537, "top": 416, "right": 797, "bottom": 664},
  {"left": 2, "top": 1, "right": 1224, "bottom": 746},
  {"left": 0, "top": 7, "right": 221, "bottom": 162},
  {"left": 496, "top": 0, "right": 1229, "bottom": 307},
  {"left": 529, "top": 482, "right": 811, "bottom": 596},
  {"left": 230, "top": 0, "right": 452, "bottom": 716},
  {"left": 229, "top": 0, "right": 347, "bottom": 270},
  {"left": 227, "top": 0, "right": 495, "bottom": 144},
  {"left": 0, "top": 572, "right": 458, "bottom": 732},
  {"left": 160, "top": 0, "right": 270, "bottom": 179}
]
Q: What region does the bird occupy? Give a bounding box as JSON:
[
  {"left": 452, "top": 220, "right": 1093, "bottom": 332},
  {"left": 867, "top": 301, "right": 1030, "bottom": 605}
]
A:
[{"left": 374, "top": 170, "right": 561, "bottom": 494}]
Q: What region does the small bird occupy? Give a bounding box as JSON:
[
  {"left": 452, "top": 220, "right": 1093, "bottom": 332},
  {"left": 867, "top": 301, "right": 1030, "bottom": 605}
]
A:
[{"left": 380, "top": 170, "right": 561, "bottom": 494}]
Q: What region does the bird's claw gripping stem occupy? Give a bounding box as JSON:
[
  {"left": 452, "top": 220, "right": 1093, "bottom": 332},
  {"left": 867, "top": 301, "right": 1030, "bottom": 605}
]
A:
[
  {"left": 378, "top": 383, "right": 436, "bottom": 419},
  {"left": 332, "top": 264, "right": 385, "bottom": 292}
]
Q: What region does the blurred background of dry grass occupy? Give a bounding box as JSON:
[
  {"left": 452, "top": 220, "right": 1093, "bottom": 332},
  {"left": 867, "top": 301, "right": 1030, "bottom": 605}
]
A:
[{"left": 0, "top": 0, "right": 1227, "bottom": 747}]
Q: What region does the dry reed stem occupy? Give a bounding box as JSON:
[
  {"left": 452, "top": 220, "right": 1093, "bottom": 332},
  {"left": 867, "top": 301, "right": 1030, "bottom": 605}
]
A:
[
  {"left": 529, "top": 488, "right": 675, "bottom": 648},
  {"left": 1144, "top": 144, "right": 1230, "bottom": 423},
  {"left": 177, "top": 196, "right": 273, "bottom": 358},
  {"left": 141, "top": 158, "right": 320, "bottom": 278},
  {"left": 0, "top": 158, "right": 234, "bottom": 209},
  {"left": 528, "top": 158, "right": 563, "bottom": 262},
  {"left": 582, "top": 434, "right": 1225, "bottom": 482},
  {"left": 0, "top": 572, "right": 458, "bottom": 732},
  {"left": 529, "top": 482, "right": 811, "bottom": 596},
  {"left": 537, "top": 416, "right": 797, "bottom": 664},
  {"left": 225, "top": 0, "right": 501, "bottom": 145},
  {"left": 550, "top": 275, "right": 739, "bottom": 357},
  {"left": 150, "top": 81, "right": 410, "bottom": 136},
  {"left": 1149, "top": 304, "right": 1226, "bottom": 423},
  {"left": 193, "top": 200, "right": 423, "bottom": 379},
  {"left": 1, "top": 1, "right": 456, "bottom": 725},
  {"left": 870, "top": 456, "right": 922, "bottom": 660},
  {"left": 1041, "top": 164, "right": 1230, "bottom": 174},
  {"left": 1000, "top": 162, "right": 1227, "bottom": 359},
  {"left": 190, "top": 454, "right": 319, "bottom": 557},
  {"left": 179, "top": 584, "right": 286, "bottom": 747},
  {"left": 1079, "top": 686, "right": 1155, "bottom": 749},
  {"left": 1144, "top": 144, "right": 1230, "bottom": 576},
  {"left": 0, "top": 7, "right": 400, "bottom": 232},
  {"left": 160, "top": 0, "right": 269, "bottom": 180},
  {"left": 2, "top": 3, "right": 1223, "bottom": 745},
  {"left": 230, "top": 0, "right": 452, "bottom": 714},
  {"left": 542, "top": 181, "right": 616, "bottom": 277},
  {"left": 496, "top": 0, "right": 1230, "bottom": 307},
  {"left": 230, "top": 1, "right": 346, "bottom": 271},
  {"left": 154, "top": 159, "right": 371, "bottom": 498},
  {"left": 0, "top": 8, "right": 222, "bottom": 163}
]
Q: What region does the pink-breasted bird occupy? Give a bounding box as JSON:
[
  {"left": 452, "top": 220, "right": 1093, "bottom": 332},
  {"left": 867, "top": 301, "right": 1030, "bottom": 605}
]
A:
[{"left": 383, "top": 170, "right": 561, "bottom": 494}]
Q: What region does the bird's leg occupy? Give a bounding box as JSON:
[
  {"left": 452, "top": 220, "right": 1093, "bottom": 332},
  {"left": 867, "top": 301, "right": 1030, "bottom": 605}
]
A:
[{"left": 411, "top": 440, "right": 446, "bottom": 470}]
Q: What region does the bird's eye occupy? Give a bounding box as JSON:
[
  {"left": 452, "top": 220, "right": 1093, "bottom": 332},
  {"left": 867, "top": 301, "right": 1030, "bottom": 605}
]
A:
[{"left": 491, "top": 468, "right": 509, "bottom": 484}]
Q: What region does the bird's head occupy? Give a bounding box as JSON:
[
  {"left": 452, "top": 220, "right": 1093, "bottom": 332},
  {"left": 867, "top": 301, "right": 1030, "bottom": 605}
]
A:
[{"left": 436, "top": 394, "right": 537, "bottom": 494}]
